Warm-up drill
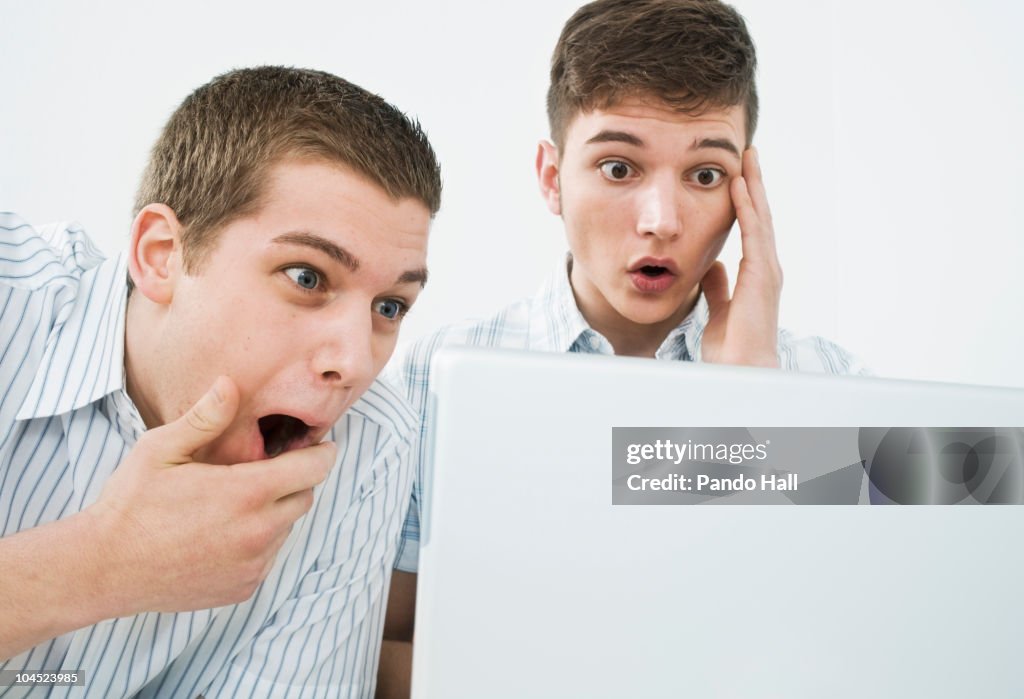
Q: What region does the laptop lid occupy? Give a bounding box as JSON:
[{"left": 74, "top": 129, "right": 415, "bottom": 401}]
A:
[{"left": 412, "top": 347, "right": 1024, "bottom": 699}]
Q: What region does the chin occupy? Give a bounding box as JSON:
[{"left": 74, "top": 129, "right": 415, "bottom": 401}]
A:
[{"left": 616, "top": 298, "right": 685, "bottom": 326}]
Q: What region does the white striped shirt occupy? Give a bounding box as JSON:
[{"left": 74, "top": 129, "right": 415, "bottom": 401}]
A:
[
  {"left": 388, "top": 253, "right": 868, "bottom": 572},
  {"left": 0, "top": 213, "right": 417, "bottom": 698}
]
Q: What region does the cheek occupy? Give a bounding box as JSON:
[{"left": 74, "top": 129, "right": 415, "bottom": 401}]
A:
[
  {"left": 713, "top": 189, "right": 737, "bottom": 230},
  {"left": 688, "top": 226, "right": 731, "bottom": 274},
  {"left": 703, "top": 232, "right": 730, "bottom": 268},
  {"left": 173, "top": 286, "right": 284, "bottom": 380},
  {"left": 563, "top": 190, "right": 632, "bottom": 257},
  {"left": 371, "top": 333, "right": 400, "bottom": 375},
  {"left": 694, "top": 194, "right": 735, "bottom": 249}
]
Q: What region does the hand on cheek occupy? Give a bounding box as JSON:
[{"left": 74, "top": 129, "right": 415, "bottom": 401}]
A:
[{"left": 699, "top": 147, "right": 783, "bottom": 368}]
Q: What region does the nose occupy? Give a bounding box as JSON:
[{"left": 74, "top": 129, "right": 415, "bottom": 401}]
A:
[
  {"left": 312, "top": 302, "right": 375, "bottom": 391},
  {"left": 635, "top": 175, "right": 683, "bottom": 240}
]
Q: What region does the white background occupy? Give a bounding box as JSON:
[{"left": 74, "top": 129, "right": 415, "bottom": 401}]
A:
[{"left": 2, "top": 0, "right": 1021, "bottom": 387}]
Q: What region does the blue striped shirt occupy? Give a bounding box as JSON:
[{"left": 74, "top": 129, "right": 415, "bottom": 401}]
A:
[
  {"left": 0, "top": 213, "right": 417, "bottom": 698},
  {"left": 387, "top": 253, "right": 868, "bottom": 572}
]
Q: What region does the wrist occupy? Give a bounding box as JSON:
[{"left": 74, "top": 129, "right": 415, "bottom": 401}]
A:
[
  {"left": 69, "top": 506, "right": 139, "bottom": 623},
  {"left": 0, "top": 511, "right": 122, "bottom": 658}
]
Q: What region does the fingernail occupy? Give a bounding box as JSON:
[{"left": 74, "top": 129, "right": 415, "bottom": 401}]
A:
[{"left": 210, "top": 376, "right": 226, "bottom": 404}]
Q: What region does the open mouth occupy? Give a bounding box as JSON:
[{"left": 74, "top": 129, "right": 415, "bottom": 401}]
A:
[
  {"left": 639, "top": 265, "right": 670, "bottom": 278},
  {"left": 258, "top": 414, "right": 312, "bottom": 458},
  {"left": 628, "top": 259, "right": 678, "bottom": 293}
]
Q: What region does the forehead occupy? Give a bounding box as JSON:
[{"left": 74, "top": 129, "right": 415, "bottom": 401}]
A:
[
  {"left": 563, "top": 97, "right": 746, "bottom": 153},
  {"left": 263, "top": 159, "right": 430, "bottom": 238},
  {"left": 210, "top": 158, "right": 431, "bottom": 263}
]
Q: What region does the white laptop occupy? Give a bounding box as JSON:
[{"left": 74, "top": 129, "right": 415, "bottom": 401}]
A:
[{"left": 411, "top": 347, "right": 1024, "bottom": 699}]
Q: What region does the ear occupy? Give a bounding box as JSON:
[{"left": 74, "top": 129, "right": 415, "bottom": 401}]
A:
[
  {"left": 535, "top": 139, "right": 562, "bottom": 216},
  {"left": 128, "top": 204, "right": 183, "bottom": 305}
]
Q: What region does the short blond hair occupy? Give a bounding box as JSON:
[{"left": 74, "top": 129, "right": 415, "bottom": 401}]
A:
[{"left": 134, "top": 66, "right": 442, "bottom": 272}]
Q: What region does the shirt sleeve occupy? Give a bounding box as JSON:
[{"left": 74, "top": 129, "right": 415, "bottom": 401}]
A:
[
  {"left": 393, "top": 470, "right": 422, "bottom": 573},
  {"left": 777, "top": 328, "right": 873, "bottom": 376}
]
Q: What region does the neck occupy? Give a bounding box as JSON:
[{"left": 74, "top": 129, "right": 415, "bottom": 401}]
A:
[{"left": 123, "top": 293, "right": 162, "bottom": 430}]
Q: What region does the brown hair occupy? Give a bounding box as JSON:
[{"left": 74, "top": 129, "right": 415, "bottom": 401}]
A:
[
  {"left": 134, "top": 66, "right": 442, "bottom": 272},
  {"left": 547, "top": 0, "right": 758, "bottom": 148}
]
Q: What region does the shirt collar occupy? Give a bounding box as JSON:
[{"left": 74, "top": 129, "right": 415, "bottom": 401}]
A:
[
  {"left": 528, "top": 253, "right": 594, "bottom": 353},
  {"left": 17, "top": 253, "right": 130, "bottom": 420},
  {"left": 528, "top": 252, "right": 709, "bottom": 360},
  {"left": 654, "top": 293, "right": 707, "bottom": 361}
]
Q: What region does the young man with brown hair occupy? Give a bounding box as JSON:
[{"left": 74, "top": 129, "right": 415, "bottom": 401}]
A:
[
  {"left": 376, "top": 1, "right": 862, "bottom": 695},
  {"left": 0, "top": 66, "right": 440, "bottom": 696}
]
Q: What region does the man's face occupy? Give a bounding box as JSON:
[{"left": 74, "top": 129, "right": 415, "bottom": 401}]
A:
[
  {"left": 141, "top": 159, "right": 430, "bottom": 464},
  {"left": 541, "top": 97, "right": 745, "bottom": 334}
]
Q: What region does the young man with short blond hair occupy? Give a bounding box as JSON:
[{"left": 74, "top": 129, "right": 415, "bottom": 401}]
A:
[{"left": 0, "top": 65, "right": 440, "bottom": 697}]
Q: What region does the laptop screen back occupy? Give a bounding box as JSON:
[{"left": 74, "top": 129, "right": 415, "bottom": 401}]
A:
[{"left": 412, "top": 348, "right": 1024, "bottom": 699}]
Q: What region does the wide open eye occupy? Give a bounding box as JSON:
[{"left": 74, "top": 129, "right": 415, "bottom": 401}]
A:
[
  {"left": 373, "top": 298, "right": 408, "bottom": 321},
  {"left": 691, "top": 168, "right": 725, "bottom": 187},
  {"left": 284, "top": 266, "right": 321, "bottom": 291},
  {"left": 599, "top": 160, "right": 635, "bottom": 181}
]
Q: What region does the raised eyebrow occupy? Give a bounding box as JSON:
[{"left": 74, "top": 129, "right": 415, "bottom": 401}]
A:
[
  {"left": 691, "top": 137, "right": 741, "bottom": 159},
  {"left": 585, "top": 130, "right": 645, "bottom": 148},
  {"left": 396, "top": 267, "right": 429, "bottom": 288},
  {"left": 272, "top": 232, "right": 360, "bottom": 272}
]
